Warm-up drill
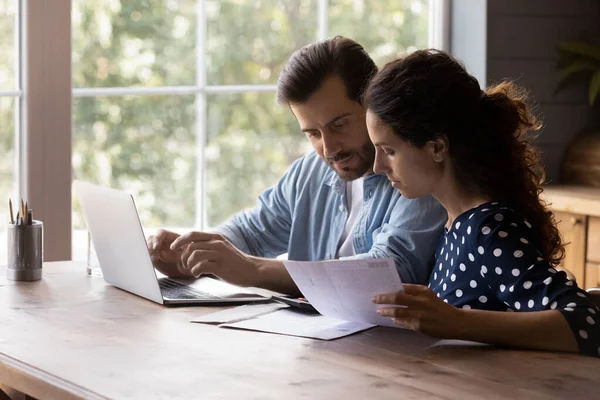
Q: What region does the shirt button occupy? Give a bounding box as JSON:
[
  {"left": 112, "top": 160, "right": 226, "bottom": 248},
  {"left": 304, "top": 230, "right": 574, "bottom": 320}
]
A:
[{"left": 339, "top": 205, "right": 345, "bottom": 212}]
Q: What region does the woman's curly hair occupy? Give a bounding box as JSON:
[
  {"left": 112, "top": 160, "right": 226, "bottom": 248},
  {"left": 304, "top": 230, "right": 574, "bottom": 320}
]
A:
[{"left": 365, "top": 49, "right": 564, "bottom": 265}]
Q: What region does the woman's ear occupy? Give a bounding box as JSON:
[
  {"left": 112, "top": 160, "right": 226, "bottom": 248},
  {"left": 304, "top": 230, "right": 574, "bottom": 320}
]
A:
[{"left": 428, "top": 135, "right": 449, "bottom": 163}]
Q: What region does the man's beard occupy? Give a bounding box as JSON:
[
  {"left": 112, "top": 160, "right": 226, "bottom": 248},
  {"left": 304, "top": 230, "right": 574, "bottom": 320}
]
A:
[{"left": 326, "top": 141, "right": 375, "bottom": 181}]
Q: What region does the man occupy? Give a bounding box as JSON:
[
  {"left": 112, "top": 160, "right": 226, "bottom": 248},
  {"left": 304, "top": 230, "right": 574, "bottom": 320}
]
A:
[{"left": 147, "top": 36, "right": 447, "bottom": 296}]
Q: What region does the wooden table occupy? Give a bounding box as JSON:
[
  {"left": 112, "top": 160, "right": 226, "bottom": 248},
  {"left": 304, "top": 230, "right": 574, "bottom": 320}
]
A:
[{"left": 0, "top": 262, "right": 599, "bottom": 400}]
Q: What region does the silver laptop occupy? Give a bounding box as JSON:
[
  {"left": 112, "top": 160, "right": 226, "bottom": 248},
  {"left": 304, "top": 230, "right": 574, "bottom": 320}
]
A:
[{"left": 74, "top": 180, "right": 269, "bottom": 305}]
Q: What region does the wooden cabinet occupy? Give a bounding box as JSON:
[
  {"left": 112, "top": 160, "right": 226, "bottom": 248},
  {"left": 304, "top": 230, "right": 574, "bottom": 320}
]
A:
[
  {"left": 542, "top": 185, "right": 600, "bottom": 289},
  {"left": 587, "top": 262, "right": 600, "bottom": 288},
  {"left": 553, "top": 210, "right": 586, "bottom": 283},
  {"left": 586, "top": 217, "right": 600, "bottom": 287}
]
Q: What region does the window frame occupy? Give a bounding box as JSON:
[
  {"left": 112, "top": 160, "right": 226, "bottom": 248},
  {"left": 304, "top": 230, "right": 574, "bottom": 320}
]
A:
[{"left": 25, "top": 0, "right": 448, "bottom": 261}]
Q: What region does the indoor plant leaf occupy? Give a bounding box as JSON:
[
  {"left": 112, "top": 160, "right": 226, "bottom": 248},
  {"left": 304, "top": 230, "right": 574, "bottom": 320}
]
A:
[
  {"left": 555, "top": 59, "right": 599, "bottom": 93},
  {"left": 589, "top": 69, "right": 600, "bottom": 105},
  {"left": 557, "top": 41, "right": 600, "bottom": 63}
]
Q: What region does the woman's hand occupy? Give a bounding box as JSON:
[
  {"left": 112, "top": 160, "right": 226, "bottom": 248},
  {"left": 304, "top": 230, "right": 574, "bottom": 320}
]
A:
[{"left": 372, "top": 284, "right": 464, "bottom": 338}]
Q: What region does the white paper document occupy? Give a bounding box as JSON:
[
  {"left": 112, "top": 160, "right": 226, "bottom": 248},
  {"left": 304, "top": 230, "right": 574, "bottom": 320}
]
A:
[
  {"left": 282, "top": 258, "right": 403, "bottom": 328},
  {"left": 221, "top": 308, "right": 374, "bottom": 340},
  {"left": 192, "top": 302, "right": 289, "bottom": 324}
]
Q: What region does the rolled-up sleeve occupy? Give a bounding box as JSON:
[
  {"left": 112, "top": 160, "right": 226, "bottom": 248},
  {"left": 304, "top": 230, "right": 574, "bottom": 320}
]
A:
[{"left": 214, "top": 158, "right": 303, "bottom": 258}]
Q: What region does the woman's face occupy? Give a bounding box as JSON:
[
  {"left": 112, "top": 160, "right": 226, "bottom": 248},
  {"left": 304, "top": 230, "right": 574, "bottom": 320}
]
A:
[{"left": 366, "top": 110, "right": 444, "bottom": 199}]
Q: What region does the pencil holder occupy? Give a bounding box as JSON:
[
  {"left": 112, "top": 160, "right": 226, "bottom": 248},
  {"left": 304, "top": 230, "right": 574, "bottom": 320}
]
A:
[{"left": 7, "top": 220, "right": 43, "bottom": 281}]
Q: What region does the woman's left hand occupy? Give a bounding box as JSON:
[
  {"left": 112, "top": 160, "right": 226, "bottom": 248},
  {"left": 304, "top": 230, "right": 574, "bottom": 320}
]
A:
[{"left": 372, "top": 284, "right": 464, "bottom": 338}]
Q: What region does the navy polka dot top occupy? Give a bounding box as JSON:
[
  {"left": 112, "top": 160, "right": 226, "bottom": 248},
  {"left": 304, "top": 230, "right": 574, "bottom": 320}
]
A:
[{"left": 429, "top": 201, "right": 600, "bottom": 357}]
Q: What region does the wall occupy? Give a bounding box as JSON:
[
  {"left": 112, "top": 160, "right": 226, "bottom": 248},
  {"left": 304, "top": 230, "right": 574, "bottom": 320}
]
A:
[{"left": 485, "top": 0, "right": 600, "bottom": 182}]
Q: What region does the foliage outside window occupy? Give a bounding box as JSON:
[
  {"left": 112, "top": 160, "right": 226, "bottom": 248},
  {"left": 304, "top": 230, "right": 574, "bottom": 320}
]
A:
[{"left": 71, "top": 0, "right": 430, "bottom": 237}]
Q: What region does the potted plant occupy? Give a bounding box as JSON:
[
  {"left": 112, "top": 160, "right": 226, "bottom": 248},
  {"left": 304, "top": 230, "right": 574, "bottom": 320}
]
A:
[{"left": 556, "top": 37, "right": 600, "bottom": 186}]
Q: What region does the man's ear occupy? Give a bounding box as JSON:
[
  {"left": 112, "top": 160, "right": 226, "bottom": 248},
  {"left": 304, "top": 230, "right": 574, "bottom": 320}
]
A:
[{"left": 428, "top": 135, "right": 449, "bottom": 163}]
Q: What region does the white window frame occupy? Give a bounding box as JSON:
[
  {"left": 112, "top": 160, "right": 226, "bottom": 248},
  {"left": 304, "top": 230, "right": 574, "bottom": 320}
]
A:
[
  {"left": 1, "top": 0, "right": 21, "bottom": 204},
  {"left": 429, "top": 0, "right": 450, "bottom": 51},
  {"left": 24, "top": 0, "right": 448, "bottom": 261}
]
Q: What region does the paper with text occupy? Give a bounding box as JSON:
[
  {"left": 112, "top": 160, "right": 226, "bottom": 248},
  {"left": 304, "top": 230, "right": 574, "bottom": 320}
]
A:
[
  {"left": 283, "top": 258, "right": 403, "bottom": 328},
  {"left": 222, "top": 308, "right": 374, "bottom": 340},
  {"left": 191, "top": 302, "right": 289, "bottom": 325}
]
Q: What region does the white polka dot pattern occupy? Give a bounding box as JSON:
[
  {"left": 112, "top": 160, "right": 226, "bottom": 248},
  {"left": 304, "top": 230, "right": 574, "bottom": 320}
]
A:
[{"left": 427, "top": 201, "right": 600, "bottom": 357}]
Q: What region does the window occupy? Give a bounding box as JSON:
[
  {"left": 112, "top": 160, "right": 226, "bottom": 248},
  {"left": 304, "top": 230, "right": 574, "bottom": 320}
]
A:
[
  {"left": 0, "top": 0, "right": 18, "bottom": 264},
  {"left": 71, "top": 0, "right": 442, "bottom": 260}
]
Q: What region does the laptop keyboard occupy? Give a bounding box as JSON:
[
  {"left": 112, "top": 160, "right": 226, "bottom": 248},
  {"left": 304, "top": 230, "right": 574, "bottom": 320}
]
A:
[{"left": 158, "top": 278, "right": 221, "bottom": 300}]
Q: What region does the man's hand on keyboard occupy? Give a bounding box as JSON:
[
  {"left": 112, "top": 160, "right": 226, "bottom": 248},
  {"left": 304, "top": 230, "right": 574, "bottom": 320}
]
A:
[
  {"left": 147, "top": 229, "right": 192, "bottom": 279},
  {"left": 170, "top": 231, "right": 257, "bottom": 287}
]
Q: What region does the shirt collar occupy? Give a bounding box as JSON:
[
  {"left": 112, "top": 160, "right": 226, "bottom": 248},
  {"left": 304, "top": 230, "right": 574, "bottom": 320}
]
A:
[{"left": 323, "top": 166, "right": 386, "bottom": 194}]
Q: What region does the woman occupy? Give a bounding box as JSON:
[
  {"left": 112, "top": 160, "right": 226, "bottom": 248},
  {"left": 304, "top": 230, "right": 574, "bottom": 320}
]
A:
[{"left": 366, "top": 49, "right": 600, "bottom": 357}]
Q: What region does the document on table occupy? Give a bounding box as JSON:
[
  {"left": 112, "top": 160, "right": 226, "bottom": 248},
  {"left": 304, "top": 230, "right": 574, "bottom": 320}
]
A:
[
  {"left": 191, "top": 302, "right": 374, "bottom": 340},
  {"left": 191, "top": 258, "right": 402, "bottom": 339},
  {"left": 192, "top": 302, "right": 289, "bottom": 324},
  {"left": 282, "top": 258, "right": 403, "bottom": 328},
  {"left": 221, "top": 308, "right": 374, "bottom": 340}
]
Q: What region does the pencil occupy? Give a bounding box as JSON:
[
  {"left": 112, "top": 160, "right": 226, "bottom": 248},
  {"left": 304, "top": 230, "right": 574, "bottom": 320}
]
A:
[
  {"left": 8, "top": 198, "right": 14, "bottom": 224},
  {"left": 25, "top": 202, "right": 29, "bottom": 225}
]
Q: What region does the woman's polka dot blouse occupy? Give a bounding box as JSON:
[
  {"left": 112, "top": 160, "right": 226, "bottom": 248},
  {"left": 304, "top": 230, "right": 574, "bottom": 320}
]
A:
[{"left": 428, "top": 202, "right": 600, "bottom": 357}]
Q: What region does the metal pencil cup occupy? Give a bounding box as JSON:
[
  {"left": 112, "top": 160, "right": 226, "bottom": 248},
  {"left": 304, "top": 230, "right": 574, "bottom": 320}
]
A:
[{"left": 7, "top": 220, "right": 43, "bottom": 281}]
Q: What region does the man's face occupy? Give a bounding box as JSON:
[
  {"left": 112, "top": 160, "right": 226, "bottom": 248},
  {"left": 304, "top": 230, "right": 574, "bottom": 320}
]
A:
[{"left": 290, "top": 76, "right": 375, "bottom": 181}]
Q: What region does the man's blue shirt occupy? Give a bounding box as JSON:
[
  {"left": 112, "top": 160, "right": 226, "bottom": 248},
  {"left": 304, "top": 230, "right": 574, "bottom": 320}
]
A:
[{"left": 216, "top": 151, "right": 447, "bottom": 284}]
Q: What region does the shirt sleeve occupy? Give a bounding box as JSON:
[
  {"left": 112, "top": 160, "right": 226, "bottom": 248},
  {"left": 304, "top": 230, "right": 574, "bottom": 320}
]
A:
[
  {"left": 343, "top": 194, "right": 447, "bottom": 285},
  {"left": 478, "top": 210, "right": 600, "bottom": 357},
  {"left": 213, "top": 157, "right": 302, "bottom": 258}
]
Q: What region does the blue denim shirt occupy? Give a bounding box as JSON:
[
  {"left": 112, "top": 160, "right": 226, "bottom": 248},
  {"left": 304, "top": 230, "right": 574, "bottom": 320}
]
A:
[{"left": 216, "top": 151, "right": 447, "bottom": 284}]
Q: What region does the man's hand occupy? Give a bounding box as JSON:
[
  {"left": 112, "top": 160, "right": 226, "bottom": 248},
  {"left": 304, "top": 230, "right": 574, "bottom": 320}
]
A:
[
  {"left": 146, "top": 229, "right": 192, "bottom": 278},
  {"left": 372, "top": 284, "right": 464, "bottom": 338},
  {"left": 170, "top": 231, "right": 259, "bottom": 287}
]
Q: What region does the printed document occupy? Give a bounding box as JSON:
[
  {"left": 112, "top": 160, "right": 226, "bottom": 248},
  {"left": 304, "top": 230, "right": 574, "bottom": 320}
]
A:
[
  {"left": 221, "top": 308, "right": 374, "bottom": 340},
  {"left": 282, "top": 258, "right": 403, "bottom": 328},
  {"left": 192, "top": 302, "right": 373, "bottom": 340},
  {"left": 192, "top": 302, "right": 289, "bottom": 324},
  {"left": 191, "top": 258, "right": 402, "bottom": 339}
]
